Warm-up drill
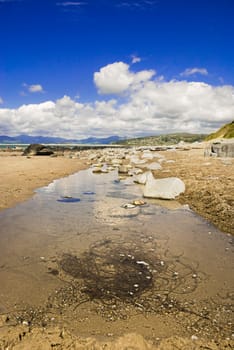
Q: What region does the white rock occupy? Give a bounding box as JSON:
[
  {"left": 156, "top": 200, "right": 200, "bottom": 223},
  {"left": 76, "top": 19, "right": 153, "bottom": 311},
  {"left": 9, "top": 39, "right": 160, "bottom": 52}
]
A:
[
  {"left": 143, "top": 173, "right": 185, "bottom": 199},
  {"left": 191, "top": 335, "right": 198, "bottom": 341},
  {"left": 142, "top": 152, "right": 154, "bottom": 159},
  {"left": 111, "top": 159, "right": 122, "bottom": 165},
  {"left": 146, "top": 162, "right": 162, "bottom": 170},
  {"left": 134, "top": 171, "right": 152, "bottom": 185},
  {"left": 134, "top": 168, "right": 143, "bottom": 175}
]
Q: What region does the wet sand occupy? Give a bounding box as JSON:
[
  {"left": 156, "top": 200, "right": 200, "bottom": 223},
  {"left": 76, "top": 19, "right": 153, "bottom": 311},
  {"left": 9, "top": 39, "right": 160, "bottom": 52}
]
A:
[
  {"left": 0, "top": 146, "right": 233, "bottom": 234},
  {"left": 0, "top": 146, "right": 233, "bottom": 349}
]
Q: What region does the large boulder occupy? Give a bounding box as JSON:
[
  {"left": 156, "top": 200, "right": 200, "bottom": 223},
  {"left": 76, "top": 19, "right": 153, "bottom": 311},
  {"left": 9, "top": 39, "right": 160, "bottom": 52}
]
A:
[
  {"left": 23, "top": 144, "right": 54, "bottom": 156},
  {"left": 210, "top": 141, "right": 234, "bottom": 157},
  {"left": 143, "top": 173, "right": 185, "bottom": 199}
]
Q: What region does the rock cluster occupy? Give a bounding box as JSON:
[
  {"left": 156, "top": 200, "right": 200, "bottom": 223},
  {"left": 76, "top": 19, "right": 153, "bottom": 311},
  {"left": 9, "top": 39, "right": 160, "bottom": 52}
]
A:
[{"left": 84, "top": 147, "right": 185, "bottom": 200}]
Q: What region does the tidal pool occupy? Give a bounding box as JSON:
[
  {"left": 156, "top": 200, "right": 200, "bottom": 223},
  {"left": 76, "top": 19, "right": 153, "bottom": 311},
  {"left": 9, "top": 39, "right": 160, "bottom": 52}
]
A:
[{"left": 0, "top": 169, "right": 233, "bottom": 341}]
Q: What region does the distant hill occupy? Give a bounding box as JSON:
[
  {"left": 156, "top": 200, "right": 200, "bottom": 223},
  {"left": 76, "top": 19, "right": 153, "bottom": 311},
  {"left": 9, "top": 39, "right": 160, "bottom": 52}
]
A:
[
  {"left": 205, "top": 121, "right": 234, "bottom": 141},
  {"left": 0, "top": 135, "right": 122, "bottom": 145},
  {"left": 114, "top": 133, "right": 207, "bottom": 146}
]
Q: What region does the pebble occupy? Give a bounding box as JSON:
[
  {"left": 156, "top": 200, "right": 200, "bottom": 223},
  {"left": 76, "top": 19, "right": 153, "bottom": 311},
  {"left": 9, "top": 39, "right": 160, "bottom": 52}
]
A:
[
  {"left": 191, "top": 335, "right": 198, "bottom": 341},
  {"left": 132, "top": 199, "right": 146, "bottom": 206},
  {"left": 136, "top": 261, "right": 149, "bottom": 266},
  {"left": 122, "top": 203, "right": 136, "bottom": 209}
]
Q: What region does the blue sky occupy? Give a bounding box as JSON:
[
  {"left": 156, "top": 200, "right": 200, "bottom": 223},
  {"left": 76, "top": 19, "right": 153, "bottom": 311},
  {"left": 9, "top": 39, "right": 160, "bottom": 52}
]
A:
[{"left": 0, "top": 0, "right": 234, "bottom": 138}]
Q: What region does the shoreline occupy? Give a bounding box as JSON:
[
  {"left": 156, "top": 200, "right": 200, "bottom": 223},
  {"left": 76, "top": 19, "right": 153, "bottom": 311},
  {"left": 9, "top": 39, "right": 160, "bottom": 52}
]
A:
[{"left": 0, "top": 146, "right": 233, "bottom": 235}]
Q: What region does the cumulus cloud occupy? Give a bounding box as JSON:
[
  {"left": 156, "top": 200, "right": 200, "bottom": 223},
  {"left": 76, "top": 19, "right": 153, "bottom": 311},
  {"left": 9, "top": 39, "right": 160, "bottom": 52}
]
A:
[
  {"left": 94, "top": 61, "right": 155, "bottom": 94},
  {"left": 180, "top": 67, "right": 208, "bottom": 77},
  {"left": 1, "top": 62, "right": 233, "bottom": 138}
]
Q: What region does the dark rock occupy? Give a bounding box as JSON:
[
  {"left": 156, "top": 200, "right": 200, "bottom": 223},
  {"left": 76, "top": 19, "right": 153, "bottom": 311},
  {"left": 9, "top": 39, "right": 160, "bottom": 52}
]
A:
[
  {"left": 210, "top": 141, "right": 234, "bottom": 157},
  {"left": 23, "top": 144, "right": 54, "bottom": 156}
]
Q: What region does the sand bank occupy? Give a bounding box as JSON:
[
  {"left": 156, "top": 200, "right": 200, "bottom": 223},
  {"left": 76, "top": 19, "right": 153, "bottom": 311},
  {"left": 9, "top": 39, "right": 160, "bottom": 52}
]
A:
[{"left": 0, "top": 151, "right": 88, "bottom": 211}]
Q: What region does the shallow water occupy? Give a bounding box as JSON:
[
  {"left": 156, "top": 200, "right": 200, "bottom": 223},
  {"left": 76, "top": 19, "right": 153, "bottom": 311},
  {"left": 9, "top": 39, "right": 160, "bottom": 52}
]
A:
[{"left": 0, "top": 169, "right": 233, "bottom": 341}]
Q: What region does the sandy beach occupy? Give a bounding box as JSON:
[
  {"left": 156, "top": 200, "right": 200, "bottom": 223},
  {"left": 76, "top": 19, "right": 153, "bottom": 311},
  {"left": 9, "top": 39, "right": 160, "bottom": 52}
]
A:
[
  {"left": 0, "top": 150, "right": 88, "bottom": 211},
  {"left": 0, "top": 145, "right": 233, "bottom": 350},
  {"left": 0, "top": 145, "right": 233, "bottom": 234}
]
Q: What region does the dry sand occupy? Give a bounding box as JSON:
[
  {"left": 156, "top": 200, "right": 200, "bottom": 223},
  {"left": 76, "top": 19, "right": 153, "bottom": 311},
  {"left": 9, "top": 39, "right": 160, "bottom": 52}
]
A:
[
  {"left": 0, "top": 146, "right": 233, "bottom": 349},
  {"left": 0, "top": 150, "right": 88, "bottom": 211},
  {"left": 155, "top": 147, "right": 234, "bottom": 235}
]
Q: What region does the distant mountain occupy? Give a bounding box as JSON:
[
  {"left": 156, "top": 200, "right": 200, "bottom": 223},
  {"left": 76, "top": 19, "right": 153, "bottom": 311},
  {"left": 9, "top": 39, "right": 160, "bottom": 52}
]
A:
[
  {"left": 114, "top": 133, "right": 207, "bottom": 146},
  {"left": 0, "top": 134, "right": 122, "bottom": 145},
  {"left": 78, "top": 136, "right": 122, "bottom": 144},
  {"left": 205, "top": 121, "right": 234, "bottom": 141}
]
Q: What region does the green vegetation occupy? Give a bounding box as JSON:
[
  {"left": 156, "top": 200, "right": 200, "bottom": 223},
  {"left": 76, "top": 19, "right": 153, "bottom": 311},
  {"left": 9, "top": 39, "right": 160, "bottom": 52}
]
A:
[
  {"left": 205, "top": 121, "right": 234, "bottom": 141},
  {"left": 114, "top": 133, "right": 207, "bottom": 146}
]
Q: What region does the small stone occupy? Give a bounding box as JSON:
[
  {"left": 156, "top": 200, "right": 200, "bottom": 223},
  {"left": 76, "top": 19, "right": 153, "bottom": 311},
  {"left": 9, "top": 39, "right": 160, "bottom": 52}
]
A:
[
  {"left": 118, "top": 165, "right": 129, "bottom": 174},
  {"left": 136, "top": 261, "right": 149, "bottom": 266},
  {"left": 92, "top": 167, "right": 102, "bottom": 173},
  {"left": 132, "top": 199, "right": 146, "bottom": 206},
  {"left": 122, "top": 203, "right": 136, "bottom": 209},
  {"left": 191, "top": 335, "right": 198, "bottom": 341}
]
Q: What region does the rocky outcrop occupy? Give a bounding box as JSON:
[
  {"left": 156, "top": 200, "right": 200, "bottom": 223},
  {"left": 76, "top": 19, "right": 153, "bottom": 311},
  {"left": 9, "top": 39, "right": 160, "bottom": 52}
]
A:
[
  {"left": 23, "top": 144, "right": 54, "bottom": 156},
  {"left": 210, "top": 141, "right": 234, "bottom": 157}
]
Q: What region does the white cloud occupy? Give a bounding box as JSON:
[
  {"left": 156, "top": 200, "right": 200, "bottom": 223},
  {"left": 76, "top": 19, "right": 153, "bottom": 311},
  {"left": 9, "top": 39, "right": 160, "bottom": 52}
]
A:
[
  {"left": 94, "top": 61, "right": 155, "bottom": 94},
  {"left": 131, "top": 55, "right": 141, "bottom": 64},
  {"left": 180, "top": 67, "right": 208, "bottom": 77},
  {"left": 0, "top": 97, "right": 3, "bottom": 104},
  {"left": 1, "top": 62, "right": 233, "bottom": 138},
  {"left": 21, "top": 83, "right": 44, "bottom": 94},
  {"left": 57, "top": 1, "right": 86, "bottom": 6},
  {"left": 28, "top": 84, "right": 44, "bottom": 93}
]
